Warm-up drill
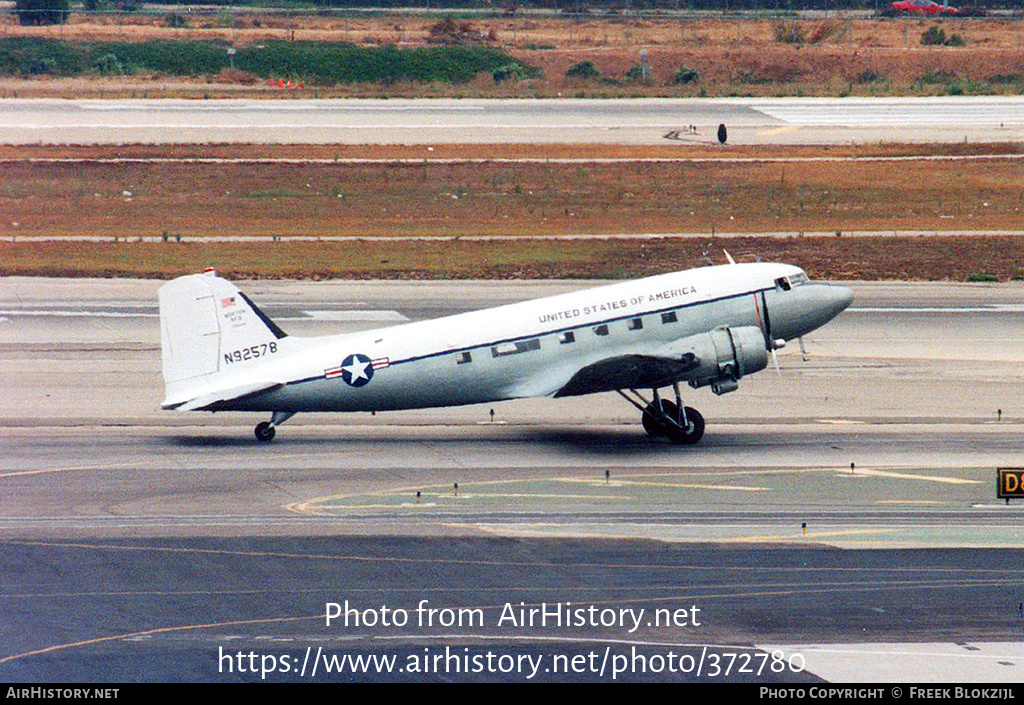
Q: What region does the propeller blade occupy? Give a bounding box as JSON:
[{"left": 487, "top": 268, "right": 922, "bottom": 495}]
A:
[
  {"left": 771, "top": 348, "right": 781, "bottom": 376},
  {"left": 799, "top": 336, "right": 809, "bottom": 361}
]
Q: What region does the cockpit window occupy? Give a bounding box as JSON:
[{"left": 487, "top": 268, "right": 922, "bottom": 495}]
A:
[{"left": 776, "top": 273, "right": 809, "bottom": 291}]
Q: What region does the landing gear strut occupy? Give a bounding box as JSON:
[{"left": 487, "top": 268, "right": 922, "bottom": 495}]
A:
[
  {"left": 618, "top": 383, "right": 705, "bottom": 445},
  {"left": 254, "top": 411, "right": 296, "bottom": 443}
]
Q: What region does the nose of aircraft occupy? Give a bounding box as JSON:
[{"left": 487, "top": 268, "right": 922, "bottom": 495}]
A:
[
  {"left": 829, "top": 284, "right": 855, "bottom": 319},
  {"left": 768, "top": 282, "right": 853, "bottom": 341},
  {"left": 803, "top": 283, "right": 853, "bottom": 336}
]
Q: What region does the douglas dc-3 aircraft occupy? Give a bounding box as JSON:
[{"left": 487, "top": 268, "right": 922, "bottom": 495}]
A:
[{"left": 159, "top": 262, "right": 852, "bottom": 443}]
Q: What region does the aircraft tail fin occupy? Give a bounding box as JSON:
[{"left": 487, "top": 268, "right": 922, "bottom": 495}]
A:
[{"left": 158, "top": 272, "right": 288, "bottom": 409}]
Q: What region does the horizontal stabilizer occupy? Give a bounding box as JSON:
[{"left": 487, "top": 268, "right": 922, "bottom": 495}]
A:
[{"left": 163, "top": 380, "right": 284, "bottom": 412}]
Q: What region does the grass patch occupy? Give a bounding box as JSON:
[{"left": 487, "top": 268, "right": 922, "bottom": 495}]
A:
[
  {"left": 914, "top": 70, "right": 985, "bottom": 95},
  {"left": 237, "top": 41, "right": 538, "bottom": 85},
  {"left": 0, "top": 37, "right": 538, "bottom": 84}
]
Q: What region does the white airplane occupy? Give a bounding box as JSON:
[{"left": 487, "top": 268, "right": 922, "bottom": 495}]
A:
[{"left": 158, "top": 262, "right": 852, "bottom": 443}]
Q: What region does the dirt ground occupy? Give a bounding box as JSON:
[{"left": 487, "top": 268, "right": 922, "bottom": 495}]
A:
[
  {"left": 2, "top": 142, "right": 1024, "bottom": 280},
  {"left": 4, "top": 235, "right": 1024, "bottom": 281},
  {"left": 3, "top": 14, "right": 1024, "bottom": 98},
  {"left": 3, "top": 144, "right": 1022, "bottom": 239}
]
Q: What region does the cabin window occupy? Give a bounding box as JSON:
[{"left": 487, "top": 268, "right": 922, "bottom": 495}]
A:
[
  {"left": 593, "top": 324, "right": 609, "bottom": 337},
  {"left": 491, "top": 338, "right": 541, "bottom": 358},
  {"left": 627, "top": 317, "right": 643, "bottom": 331},
  {"left": 661, "top": 311, "right": 678, "bottom": 324},
  {"left": 559, "top": 331, "right": 576, "bottom": 344},
  {"left": 775, "top": 277, "right": 792, "bottom": 292},
  {"left": 456, "top": 351, "right": 472, "bottom": 364}
]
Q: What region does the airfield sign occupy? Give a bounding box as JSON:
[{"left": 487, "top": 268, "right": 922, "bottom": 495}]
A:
[{"left": 997, "top": 468, "right": 1024, "bottom": 501}]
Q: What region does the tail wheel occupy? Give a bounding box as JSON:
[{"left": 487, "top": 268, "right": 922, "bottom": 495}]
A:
[{"left": 254, "top": 421, "right": 276, "bottom": 442}]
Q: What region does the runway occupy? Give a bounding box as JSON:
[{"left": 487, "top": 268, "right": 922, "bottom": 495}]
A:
[
  {"left": 2, "top": 277, "right": 1024, "bottom": 682},
  {"left": 2, "top": 97, "right": 1023, "bottom": 145}
]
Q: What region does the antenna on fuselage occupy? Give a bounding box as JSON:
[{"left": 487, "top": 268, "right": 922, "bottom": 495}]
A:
[{"left": 723, "top": 250, "right": 736, "bottom": 265}]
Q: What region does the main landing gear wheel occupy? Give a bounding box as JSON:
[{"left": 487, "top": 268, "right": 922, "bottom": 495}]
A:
[
  {"left": 254, "top": 421, "right": 276, "bottom": 443},
  {"left": 642, "top": 400, "right": 705, "bottom": 445}
]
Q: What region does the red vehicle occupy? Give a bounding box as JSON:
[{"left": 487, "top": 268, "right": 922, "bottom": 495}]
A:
[{"left": 891, "top": 0, "right": 959, "bottom": 13}]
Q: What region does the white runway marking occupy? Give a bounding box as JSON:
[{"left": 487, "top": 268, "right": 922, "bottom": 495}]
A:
[
  {"left": 298, "top": 310, "right": 408, "bottom": 322},
  {"left": 0, "top": 308, "right": 407, "bottom": 321},
  {"left": 850, "top": 305, "right": 1024, "bottom": 313},
  {"left": 0, "top": 308, "right": 155, "bottom": 318}
]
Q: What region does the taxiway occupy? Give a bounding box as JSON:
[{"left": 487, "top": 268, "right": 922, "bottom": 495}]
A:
[{"left": 2, "top": 277, "right": 1023, "bottom": 682}]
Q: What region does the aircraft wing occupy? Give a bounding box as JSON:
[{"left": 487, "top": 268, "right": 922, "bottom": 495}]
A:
[
  {"left": 162, "top": 380, "right": 285, "bottom": 412},
  {"left": 554, "top": 352, "right": 699, "bottom": 398}
]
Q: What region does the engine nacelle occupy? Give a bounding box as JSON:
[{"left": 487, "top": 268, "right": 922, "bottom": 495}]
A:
[{"left": 679, "top": 325, "right": 768, "bottom": 395}]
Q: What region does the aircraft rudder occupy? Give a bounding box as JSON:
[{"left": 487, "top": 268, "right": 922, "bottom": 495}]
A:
[{"left": 158, "top": 272, "right": 289, "bottom": 407}]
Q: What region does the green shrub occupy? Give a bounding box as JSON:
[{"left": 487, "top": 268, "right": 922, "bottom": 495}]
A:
[
  {"left": 945, "top": 33, "right": 965, "bottom": 47},
  {"left": 625, "top": 64, "right": 647, "bottom": 82},
  {"left": 14, "top": 0, "right": 68, "bottom": 26},
  {"left": 672, "top": 67, "right": 699, "bottom": 85},
  {"left": 0, "top": 38, "right": 85, "bottom": 75},
  {"left": 916, "top": 70, "right": 955, "bottom": 84},
  {"left": 565, "top": 61, "right": 599, "bottom": 79},
  {"left": 492, "top": 63, "right": 526, "bottom": 83},
  {"left": 0, "top": 38, "right": 537, "bottom": 86},
  {"left": 96, "top": 41, "right": 231, "bottom": 75},
  {"left": 921, "top": 26, "right": 946, "bottom": 46},
  {"left": 93, "top": 53, "right": 123, "bottom": 75},
  {"left": 28, "top": 56, "right": 57, "bottom": 75},
  {"left": 237, "top": 42, "right": 535, "bottom": 85},
  {"left": 856, "top": 69, "right": 885, "bottom": 84}
]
